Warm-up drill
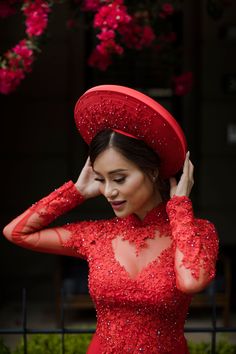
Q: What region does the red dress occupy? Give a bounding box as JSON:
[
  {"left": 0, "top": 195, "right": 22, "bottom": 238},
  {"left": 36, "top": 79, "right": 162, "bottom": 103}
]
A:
[{"left": 4, "top": 181, "right": 219, "bottom": 354}]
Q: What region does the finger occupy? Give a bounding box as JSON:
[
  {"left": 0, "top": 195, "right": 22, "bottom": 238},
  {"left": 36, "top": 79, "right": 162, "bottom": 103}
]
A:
[
  {"left": 169, "top": 177, "right": 177, "bottom": 188},
  {"left": 183, "top": 151, "right": 190, "bottom": 175},
  {"left": 86, "top": 156, "right": 92, "bottom": 166},
  {"left": 188, "top": 160, "right": 194, "bottom": 181}
]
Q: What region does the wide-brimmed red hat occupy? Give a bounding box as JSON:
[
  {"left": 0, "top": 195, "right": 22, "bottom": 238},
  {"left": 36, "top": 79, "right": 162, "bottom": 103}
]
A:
[{"left": 74, "top": 85, "right": 187, "bottom": 178}]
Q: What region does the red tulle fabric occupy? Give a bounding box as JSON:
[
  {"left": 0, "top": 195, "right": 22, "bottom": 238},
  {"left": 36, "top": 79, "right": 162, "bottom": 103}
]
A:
[{"left": 3, "top": 181, "right": 219, "bottom": 354}]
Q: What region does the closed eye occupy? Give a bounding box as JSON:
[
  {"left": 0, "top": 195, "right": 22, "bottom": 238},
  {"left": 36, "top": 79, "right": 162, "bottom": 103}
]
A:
[
  {"left": 94, "top": 177, "right": 126, "bottom": 184},
  {"left": 94, "top": 178, "right": 104, "bottom": 183},
  {"left": 114, "top": 177, "right": 126, "bottom": 183}
]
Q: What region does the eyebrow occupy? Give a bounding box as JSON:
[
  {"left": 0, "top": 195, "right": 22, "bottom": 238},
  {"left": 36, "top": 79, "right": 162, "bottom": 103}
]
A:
[{"left": 94, "top": 168, "right": 128, "bottom": 175}]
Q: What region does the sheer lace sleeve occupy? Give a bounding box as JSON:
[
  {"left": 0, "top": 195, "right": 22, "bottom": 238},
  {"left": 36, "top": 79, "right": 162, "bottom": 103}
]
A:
[
  {"left": 166, "top": 196, "right": 219, "bottom": 291},
  {"left": 3, "top": 181, "right": 89, "bottom": 258}
]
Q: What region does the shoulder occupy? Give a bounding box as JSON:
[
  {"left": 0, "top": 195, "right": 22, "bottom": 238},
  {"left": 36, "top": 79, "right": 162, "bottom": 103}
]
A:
[
  {"left": 62, "top": 217, "right": 118, "bottom": 258},
  {"left": 63, "top": 216, "right": 118, "bottom": 240}
]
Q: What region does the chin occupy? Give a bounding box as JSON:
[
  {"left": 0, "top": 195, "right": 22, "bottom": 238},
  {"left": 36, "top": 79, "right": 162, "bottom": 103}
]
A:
[{"left": 113, "top": 208, "right": 130, "bottom": 218}]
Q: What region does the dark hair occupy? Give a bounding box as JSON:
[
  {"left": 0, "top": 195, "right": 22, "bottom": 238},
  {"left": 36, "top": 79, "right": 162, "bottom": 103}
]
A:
[{"left": 89, "top": 129, "right": 169, "bottom": 200}]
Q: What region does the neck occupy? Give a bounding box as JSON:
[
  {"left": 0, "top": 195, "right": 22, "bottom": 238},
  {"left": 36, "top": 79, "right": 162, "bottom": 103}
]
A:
[{"left": 134, "top": 190, "right": 163, "bottom": 221}]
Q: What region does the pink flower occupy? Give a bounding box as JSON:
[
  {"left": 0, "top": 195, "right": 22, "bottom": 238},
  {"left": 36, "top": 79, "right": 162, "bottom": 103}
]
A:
[
  {"left": 119, "top": 23, "right": 155, "bottom": 50},
  {"left": 13, "top": 40, "right": 34, "bottom": 72},
  {"left": 88, "top": 47, "right": 112, "bottom": 70},
  {"left": 141, "top": 26, "right": 156, "bottom": 46},
  {"left": 162, "top": 3, "right": 174, "bottom": 16},
  {"left": 0, "top": 39, "right": 34, "bottom": 94},
  {"left": 173, "top": 72, "right": 193, "bottom": 96},
  {"left": 0, "top": 67, "right": 25, "bottom": 94},
  {"left": 81, "top": 0, "right": 103, "bottom": 12},
  {"left": 97, "top": 29, "right": 115, "bottom": 41},
  {"left": 23, "top": 0, "right": 50, "bottom": 37},
  {"left": 97, "top": 39, "right": 123, "bottom": 55},
  {"left": 94, "top": 1, "right": 131, "bottom": 30},
  {"left": 88, "top": 31, "right": 124, "bottom": 70}
]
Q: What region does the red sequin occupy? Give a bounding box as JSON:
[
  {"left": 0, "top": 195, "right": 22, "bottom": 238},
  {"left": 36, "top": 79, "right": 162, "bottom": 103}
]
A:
[{"left": 3, "top": 182, "right": 219, "bottom": 353}]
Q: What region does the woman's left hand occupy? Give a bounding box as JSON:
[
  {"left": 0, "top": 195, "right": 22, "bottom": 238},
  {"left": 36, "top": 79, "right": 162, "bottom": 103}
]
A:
[{"left": 169, "top": 151, "right": 194, "bottom": 198}]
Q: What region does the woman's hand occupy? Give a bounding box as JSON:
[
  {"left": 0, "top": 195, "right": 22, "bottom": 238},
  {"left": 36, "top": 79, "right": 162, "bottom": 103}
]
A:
[
  {"left": 75, "top": 157, "right": 101, "bottom": 199},
  {"left": 169, "top": 151, "right": 194, "bottom": 198}
]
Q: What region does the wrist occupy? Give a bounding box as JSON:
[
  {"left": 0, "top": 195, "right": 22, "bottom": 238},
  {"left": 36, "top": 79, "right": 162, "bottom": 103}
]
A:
[
  {"left": 74, "top": 183, "right": 89, "bottom": 200},
  {"left": 74, "top": 183, "right": 84, "bottom": 195}
]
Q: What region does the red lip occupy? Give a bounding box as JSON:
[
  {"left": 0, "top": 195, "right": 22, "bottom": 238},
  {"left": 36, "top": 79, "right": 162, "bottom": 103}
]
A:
[
  {"left": 110, "top": 201, "right": 126, "bottom": 210},
  {"left": 111, "top": 201, "right": 125, "bottom": 205}
]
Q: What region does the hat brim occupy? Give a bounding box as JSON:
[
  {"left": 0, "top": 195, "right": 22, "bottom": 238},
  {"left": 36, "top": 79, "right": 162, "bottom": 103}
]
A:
[{"left": 74, "top": 85, "right": 187, "bottom": 179}]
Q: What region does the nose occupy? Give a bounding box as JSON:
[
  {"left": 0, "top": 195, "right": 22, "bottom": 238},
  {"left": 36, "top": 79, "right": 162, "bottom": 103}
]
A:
[{"left": 104, "top": 183, "right": 119, "bottom": 199}]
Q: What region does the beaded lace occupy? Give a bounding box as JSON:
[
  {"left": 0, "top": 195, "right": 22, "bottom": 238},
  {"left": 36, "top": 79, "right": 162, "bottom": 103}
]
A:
[{"left": 4, "top": 181, "right": 219, "bottom": 354}]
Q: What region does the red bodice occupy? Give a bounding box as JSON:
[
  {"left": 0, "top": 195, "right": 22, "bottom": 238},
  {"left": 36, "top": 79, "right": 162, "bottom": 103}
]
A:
[{"left": 3, "top": 181, "right": 219, "bottom": 354}]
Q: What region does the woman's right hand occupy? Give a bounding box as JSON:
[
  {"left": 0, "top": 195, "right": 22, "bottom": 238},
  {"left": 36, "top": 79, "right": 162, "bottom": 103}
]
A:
[{"left": 75, "top": 157, "right": 101, "bottom": 199}]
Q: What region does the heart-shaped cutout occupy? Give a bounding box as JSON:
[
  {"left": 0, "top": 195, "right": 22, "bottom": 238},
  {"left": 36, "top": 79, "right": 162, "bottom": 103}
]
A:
[{"left": 112, "top": 233, "right": 172, "bottom": 280}]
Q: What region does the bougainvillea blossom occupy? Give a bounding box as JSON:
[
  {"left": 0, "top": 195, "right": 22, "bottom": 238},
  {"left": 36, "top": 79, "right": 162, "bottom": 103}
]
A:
[
  {"left": 0, "top": 0, "right": 51, "bottom": 94},
  {"left": 81, "top": 0, "right": 104, "bottom": 12},
  {"left": 0, "top": 67, "right": 25, "bottom": 94},
  {"left": 0, "top": 0, "right": 202, "bottom": 95},
  {"left": 119, "top": 23, "right": 156, "bottom": 50},
  {"left": 23, "top": 0, "right": 51, "bottom": 37},
  {"left": 94, "top": 1, "right": 131, "bottom": 30},
  {"left": 12, "top": 40, "right": 34, "bottom": 72},
  {"left": 88, "top": 47, "right": 112, "bottom": 71}
]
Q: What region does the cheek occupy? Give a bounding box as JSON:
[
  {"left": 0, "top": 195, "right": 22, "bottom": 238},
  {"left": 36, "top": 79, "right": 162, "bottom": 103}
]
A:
[
  {"left": 99, "top": 185, "right": 105, "bottom": 195},
  {"left": 125, "top": 174, "right": 147, "bottom": 196}
]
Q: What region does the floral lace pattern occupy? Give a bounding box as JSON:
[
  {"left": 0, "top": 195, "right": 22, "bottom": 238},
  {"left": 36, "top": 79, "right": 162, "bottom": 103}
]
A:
[
  {"left": 4, "top": 182, "right": 219, "bottom": 353},
  {"left": 166, "top": 196, "right": 219, "bottom": 280},
  {"left": 9, "top": 181, "right": 84, "bottom": 253}
]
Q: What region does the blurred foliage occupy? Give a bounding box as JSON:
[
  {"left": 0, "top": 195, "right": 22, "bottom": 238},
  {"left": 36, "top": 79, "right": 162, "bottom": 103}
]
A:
[
  {"left": 0, "top": 337, "right": 11, "bottom": 354},
  {"left": 1, "top": 334, "right": 236, "bottom": 353}
]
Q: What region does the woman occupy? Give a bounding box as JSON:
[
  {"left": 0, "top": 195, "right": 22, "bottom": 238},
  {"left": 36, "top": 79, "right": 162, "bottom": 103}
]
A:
[{"left": 3, "top": 85, "right": 218, "bottom": 354}]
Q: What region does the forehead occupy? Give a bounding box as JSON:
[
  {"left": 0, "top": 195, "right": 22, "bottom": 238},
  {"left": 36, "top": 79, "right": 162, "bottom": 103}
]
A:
[{"left": 93, "top": 148, "right": 136, "bottom": 172}]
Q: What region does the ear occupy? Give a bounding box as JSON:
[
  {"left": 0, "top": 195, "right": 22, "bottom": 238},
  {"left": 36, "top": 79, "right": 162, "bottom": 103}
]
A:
[{"left": 153, "top": 169, "right": 159, "bottom": 181}]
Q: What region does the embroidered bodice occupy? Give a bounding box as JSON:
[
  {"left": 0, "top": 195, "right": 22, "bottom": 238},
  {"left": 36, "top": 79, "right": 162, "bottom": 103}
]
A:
[{"left": 3, "top": 181, "right": 219, "bottom": 354}]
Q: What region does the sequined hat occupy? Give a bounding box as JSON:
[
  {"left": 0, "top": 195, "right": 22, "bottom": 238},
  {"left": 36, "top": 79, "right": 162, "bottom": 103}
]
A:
[{"left": 74, "top": 85, "right": 187, "bottom": 179}]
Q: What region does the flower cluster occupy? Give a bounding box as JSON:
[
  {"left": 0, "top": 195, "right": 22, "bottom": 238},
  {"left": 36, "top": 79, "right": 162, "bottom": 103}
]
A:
[
  {"left": 1, "top": 1, "right": 198, "bottom": 95},
  {"left": 81, "top": 0, "right": 192, "bottom": 95},
  {"left": 0, "top": 40, "right": 34, "bottom": 94},
  {"left": 87, "top": 0, "right": 131, "bottom": 70},
  {"left": 23, "top": 0, "right": 51, "bottom": 36},
  {"left": 86, "top": 0, "right": 159, "bottom": 70},
  {"left": 0, "top": 0, "right": 51, "bottom": 94}
]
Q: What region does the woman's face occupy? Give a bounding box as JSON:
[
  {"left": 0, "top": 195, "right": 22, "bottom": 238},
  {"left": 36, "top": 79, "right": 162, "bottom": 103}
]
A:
[{"left": 93, "top": 148, "right": 161, "bottom": 220}]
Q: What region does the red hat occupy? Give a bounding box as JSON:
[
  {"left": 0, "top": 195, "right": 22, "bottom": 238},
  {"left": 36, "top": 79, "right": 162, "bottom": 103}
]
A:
[{"left": 74, "top": 85, "right": 187, "bottom": 179}]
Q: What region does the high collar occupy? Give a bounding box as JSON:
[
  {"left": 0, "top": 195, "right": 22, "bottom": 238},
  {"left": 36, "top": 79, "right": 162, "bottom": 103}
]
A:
[{"left": 123, "top": 201, "right": 168, "bottom": 227}]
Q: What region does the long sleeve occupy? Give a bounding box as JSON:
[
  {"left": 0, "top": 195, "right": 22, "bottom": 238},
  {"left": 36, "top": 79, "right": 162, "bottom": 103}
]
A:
[
  {"left": 3, "top": 181, "right": 87, "bottom": 258},
  {"left": 166, "top": 195, "right": 219, "bottom": 292}
]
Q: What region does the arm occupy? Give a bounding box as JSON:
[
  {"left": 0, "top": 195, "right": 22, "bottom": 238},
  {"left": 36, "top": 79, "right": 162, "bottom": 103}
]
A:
[
  {"left": 168, "top": 152, "right": 219, "bottom": 294},
  {"left": 3, "top": 181, "right": 85, "bottom": 257},
  {"left": 166, "top": 196, "right": 219, "bottom": 294}
]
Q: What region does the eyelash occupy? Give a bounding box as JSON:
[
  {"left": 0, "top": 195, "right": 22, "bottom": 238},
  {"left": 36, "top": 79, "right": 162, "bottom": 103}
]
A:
[
  {"left": 94, "top": 177, "right": 126, "bottom": 184},
  {"left": 114, "top": 177, "right": 125, "bottom": 183},
  {"left": 94, "top": 178, "right": 104, "bottom": 183}
]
